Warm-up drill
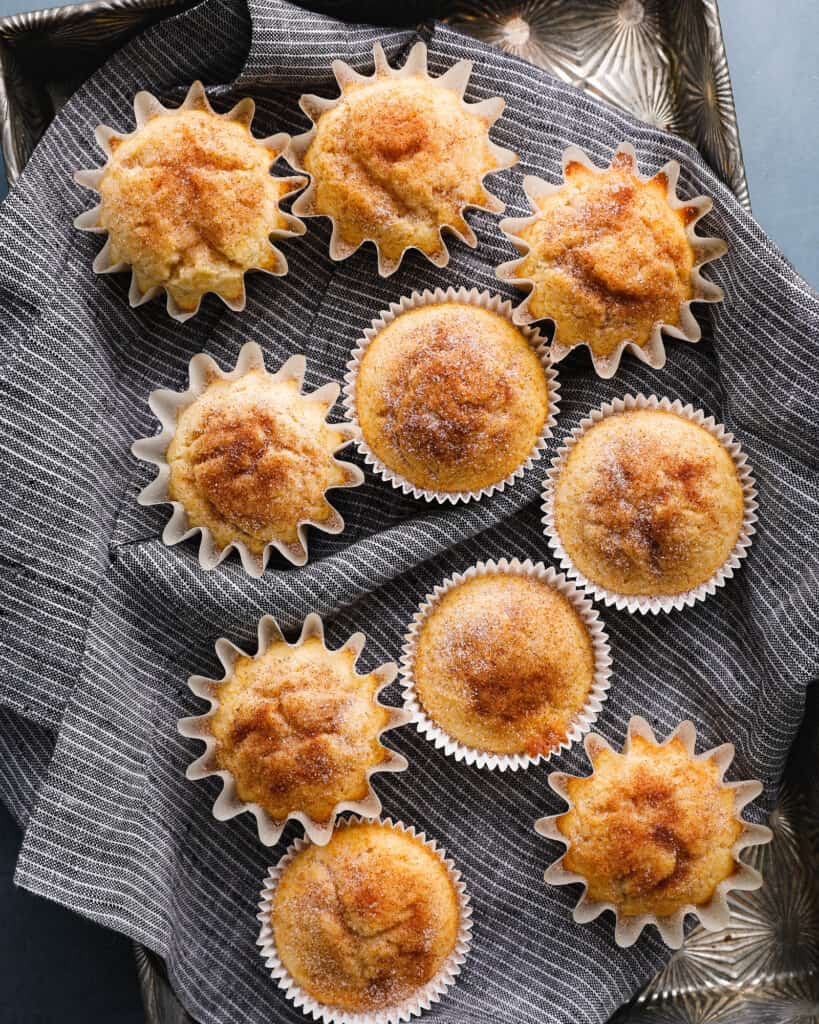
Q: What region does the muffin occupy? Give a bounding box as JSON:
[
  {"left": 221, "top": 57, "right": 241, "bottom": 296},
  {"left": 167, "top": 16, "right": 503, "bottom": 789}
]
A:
[
  {"left": 546, "top": 401, "right": 750, "bottom": 605},
  {"left": 132, "top": 343, "right": 363, "bottom": 574},
  {"left": 288, "top": 41, "right": 517, "bottom": 275},
  {"left": 263, "top": 820, "right": 469, "bottom": 1015},
  {"left": 75, "top": 81, "right": 305, "bottom": 320},
  {"left": 179, "top": 614, "right": 408, "bottom": 846},
  {"left": 497, "top": 143, "right": 726, "bottom": 377},
  {"left": 536, "top": 717, "right": 771, "bottom": 947},
  {"left": 348, "top": 294, "right": 555, "bottom": 499},
  {"left": 403, "top": 560, "right": 611, "bottom": 768}
]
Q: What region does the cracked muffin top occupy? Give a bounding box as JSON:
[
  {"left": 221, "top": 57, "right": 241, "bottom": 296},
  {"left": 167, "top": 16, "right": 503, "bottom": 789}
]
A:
[
  {"left": 553, "top": 408, "right": 744, "bottom": 596},
  {"left": 166, "top": 368, "right": 350, "bottom": 560},
  {"left": 271, "top": 821, "right": 460, "bottom": 1013},
  {"left": 558, "top": 733, "right": 743, "bottom": 918},
  {"left": 354, "top": 302, "right": 550, "bottom": 494},
  {"left": 98, "top": 107, "right": 300, "bottom": 313},
  {"left": 512, "top": 152, "right": 698, "bottom": 357},
  {"left": 300, "top": 72, "right": 507, "bottom": 270},
  {"left": 209, "top": 636, "right": 391, "bottom": 825},
  {"left": 412, "top": 572, "right": 595, "bottom": 757}
]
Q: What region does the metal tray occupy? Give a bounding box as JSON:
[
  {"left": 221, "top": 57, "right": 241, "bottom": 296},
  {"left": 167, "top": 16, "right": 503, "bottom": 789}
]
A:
[{"left": 3, "top": 2, "right": 817, "bottom": 1023}]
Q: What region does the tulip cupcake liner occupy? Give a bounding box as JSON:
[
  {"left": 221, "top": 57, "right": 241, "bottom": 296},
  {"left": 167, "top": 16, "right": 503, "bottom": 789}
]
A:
[
  {"left": 131, "top": 340, "right": 364, "bottom": 575},
  {"left": 74, "top": 80, "right": 306, "bottom": 322},
  {"left": 257, "top": 815, "right": 473, "bottom": 1024},
  {"left": 542, "top": 393, "right": 758, "bottom": 614},
  {"left": 286, "top": 41, "right": 518, "bottom": 276},
  {"left": 535, "top": 715, "right": 773, "bottom": 949},
  {"left": 400, "top": 557, "right": 613, "bottom": 770},
  {"left": 177, "top": 613, "right": 410, "bottom": 847},
  {"left": 496, "top": 141, "right": 727, "bottom": 378},
  {"left": 343, "top": 286, "right": 560, "bottom": 505}
]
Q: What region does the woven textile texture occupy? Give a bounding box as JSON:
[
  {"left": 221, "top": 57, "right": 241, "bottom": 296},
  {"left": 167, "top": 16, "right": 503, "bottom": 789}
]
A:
[{"left": 1, "top": 2, "right": 818, "bottom": 1023}]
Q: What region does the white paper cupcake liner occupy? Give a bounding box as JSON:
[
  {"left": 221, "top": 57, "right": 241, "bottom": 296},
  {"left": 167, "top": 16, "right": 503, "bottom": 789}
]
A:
[
  {"left": 131, "top": 341, "right": 364, "bottom": 576},
  {"left": 74, "top": 80, "right": 306, "bottom": 322},
  {"left": 342, "top": 286, "right": 560, "bottom": 505},
  {"left": 535, "top": 715, "right": 773, "bottom": 949},
  {"left": 496, "top": 141, "right": 727, "bottom": 378},
  {"left": 257, "top": 815, "right": 473, "bottom": 1023},
  {"left": 286, "top": 41, "right": 518, "bottom": 277},
  {"left": 177, "top": 614, "right": 411, "bottom": 847},
  {"left": 400, "top": 558, "right": 613, "bottom": 771},
  {"left": 542, "top": 393, "right": 758, "bottom": 614}
]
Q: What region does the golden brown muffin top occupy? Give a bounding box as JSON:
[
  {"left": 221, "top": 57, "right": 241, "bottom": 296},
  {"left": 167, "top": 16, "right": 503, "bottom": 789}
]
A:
[
  {"left": 99, "top": 108, "right": 300, "bottom": 312},
  {"left": 272, "top": 821, "right": 460, "bottom": 1013},
  {"left": 355, "top": 303, "right": 550, "bottom": 494},
  {"left": 412, "top": 573, "right": 595, "bottom": 756},
  {"left": 558, "top": 733, "right": 742, "bottom": 917},
  {"left": 513, "top": 153, "right": 697, "bottom": 356},
  {"left": 553, "top": 408, "right": 744, "bottom": 596},
  {"left": 209, "top": 637, "right": 390, "bottom": 824},
  {"left": 301, "top": 74, "right": 505, "bottom": 268},
  {"left": 167, "top": 369, "right": 350, "bottom": 557}
]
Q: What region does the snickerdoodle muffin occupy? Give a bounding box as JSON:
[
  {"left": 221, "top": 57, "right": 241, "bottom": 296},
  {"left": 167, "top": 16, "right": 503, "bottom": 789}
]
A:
[
  {"left": 76, "top": 81, "right": 305, "bottom": 318},
  {"left": 166, "top": 360, "right": 356, "bottom": 567},
  {"left": 498, "top": 144, "right": 726, "bottom": 376},
  {"left": 410, "top": 571, "right": 598, "bottom": 759},
  {"left": 209, "top": 635, "right": 392, "bottom": 827},
  {"left": 557, "top": 732, "right": 743, "bottom": 918},
  {"left": 268, "top": 821, "right": 464, "bottom": 1015},
  {"left": 551, "top": 407, "right": 745, "bottom": 599},
  {"left": 351, "top": 299, "right": 553, "bottom": 498},
  {"left": 289, "top": 42, "right": 517, "bottom": 274}
]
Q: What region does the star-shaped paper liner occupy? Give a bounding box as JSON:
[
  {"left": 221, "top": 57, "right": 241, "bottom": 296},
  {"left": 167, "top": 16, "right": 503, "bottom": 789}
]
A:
[
  {"left": 178, "top": 613, "right": 411, "bottom": 847},
  {"left": 496, "top": 142, "right": 728, "bottom": 378},
  {"left": 286, "top": 41, "right": 518, "bottom": 276},
  {"left": 74, "top": 81, "right": 307, "bottom": 322},
  {"left": 131, "top": 341, "right": 364, "bottom": 575},
  {"left": 535, "top": 716, "right": 772, "bottom": 949}
]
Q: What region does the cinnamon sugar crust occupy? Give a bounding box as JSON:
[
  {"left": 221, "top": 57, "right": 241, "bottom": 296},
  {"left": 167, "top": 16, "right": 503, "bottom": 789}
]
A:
[
  {"left": 98, "top": 109, "right": 299, "bottom": 312},
  {"left": 413, "top": 573, "right": 595, "bottom": 756},
  {"left": 271, "top": 822, "right": 460, "bottom": 1013},
  {"left": 515, "top": 153, "right": 697, "bottom": 356},
  {"left": 302, "top": 76, "right": 501, "bottom": 263},
  {"left": 167, "top": 368, "right": 349, "bottom": 555},
  {"left": 210, "top": 638, "right": 390, "bottom": 825},
  {"left": 558, "top": 734, "right": 742, "bottom": 917},
  {"left": 554, "top": 409, "right": 744, "bottom": 596},
  {"left": 355, "top": 303, "right": 549, "bottom": 493}
]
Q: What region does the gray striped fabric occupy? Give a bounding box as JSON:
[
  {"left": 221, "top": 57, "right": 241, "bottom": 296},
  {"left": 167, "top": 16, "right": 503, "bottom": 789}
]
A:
[{"left": 1, "top": 1, "right": 817, "bottom": 1023}]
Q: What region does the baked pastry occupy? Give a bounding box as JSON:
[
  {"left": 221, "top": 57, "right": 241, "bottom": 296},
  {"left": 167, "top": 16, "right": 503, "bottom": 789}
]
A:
[
  {"left": 498, "top": 143, "right": 726, "bottom": 377},
  {"left": 133, "top": 343, "right": 362, "bottom": 573},
  {"left": 537, "top": 718, "right": 772, "bottom": 947},
  {"left": 408, "top": 566, "right": 598, "bottom": 759},
  {"left": 269, "top": 821, "right": 463, "bottom": 1013},
  {"left": 549, "top": 405, "right": 746, "bottom": 599},
  {"left": 209, "top": 635, "right": 392, "bottom": 826},
  {"left": 288, "top": 42, "right": 517, "bottom": 275},
  {"left": 75, "top": 81, "right": 305, "bottom": 319},
  {"left": 351, "top": 298, "right": 553, "bottom": 497}
]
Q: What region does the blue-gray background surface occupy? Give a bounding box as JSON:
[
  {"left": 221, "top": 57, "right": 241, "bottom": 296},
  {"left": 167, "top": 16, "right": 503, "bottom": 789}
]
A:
[{"left": 0, "top": 2, "right": 816, "bottom": 1023}]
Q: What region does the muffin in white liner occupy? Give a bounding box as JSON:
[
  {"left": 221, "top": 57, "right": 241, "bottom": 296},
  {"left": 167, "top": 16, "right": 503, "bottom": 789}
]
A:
[
  {"left": 257, "top": 815, "right": 473, "bottom": 1023},
  {"left": 286, "top": 41, "right": 518, "bottom": 276},
  {"left": 343, "top": 286, "right": 560, "bottom": 504},
  {"left": 177, "top": 614, "right": 410, "bottom": 847},
  {"left": 400, "top": 558, "right": 612, "bottom": 771},
  {"left": 496, "top": 142, "right": 727, "bottom": 378},
  {"left": 542, "top": 394, "right": 758, "bottom": 614},
  {"left": 74, "top": 81, "right": 306, "bottom": 321},
  {"left": 535, "top": 716, "right": 773, "bottom": 949},
  {"left": 131, "top": 341, "right": 364, "bottom": 576}
]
